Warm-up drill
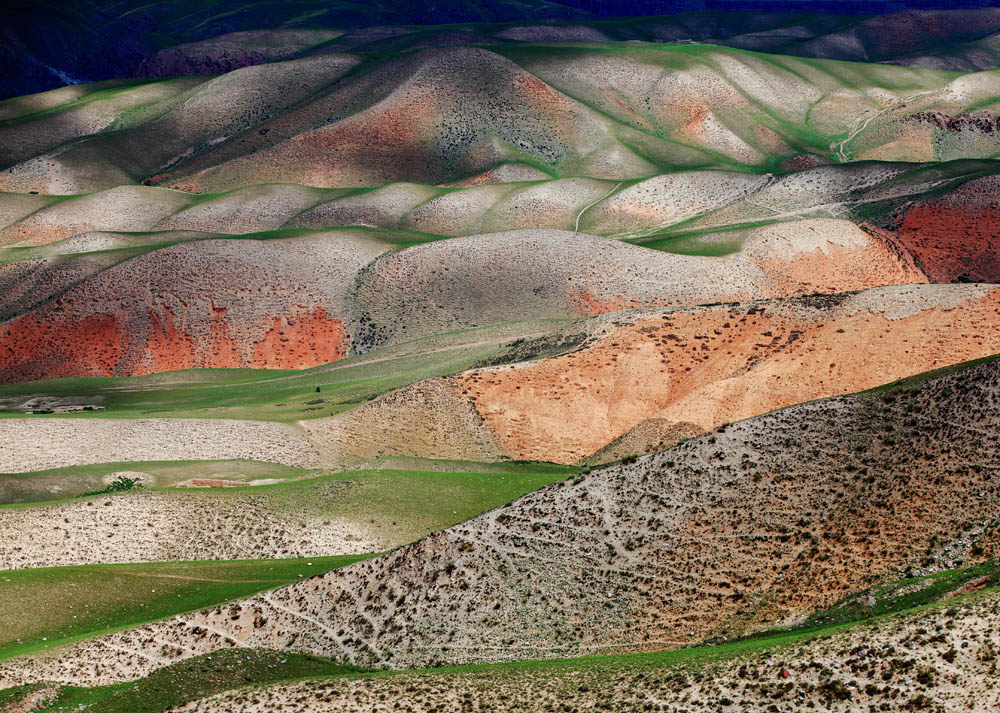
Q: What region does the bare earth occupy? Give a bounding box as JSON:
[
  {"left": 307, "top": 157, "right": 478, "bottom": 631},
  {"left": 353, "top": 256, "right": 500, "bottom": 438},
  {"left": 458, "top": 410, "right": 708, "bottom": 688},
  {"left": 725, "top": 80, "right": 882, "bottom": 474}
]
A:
[{"left": 1, "top": 356, "right": 995, "bottom": 687}]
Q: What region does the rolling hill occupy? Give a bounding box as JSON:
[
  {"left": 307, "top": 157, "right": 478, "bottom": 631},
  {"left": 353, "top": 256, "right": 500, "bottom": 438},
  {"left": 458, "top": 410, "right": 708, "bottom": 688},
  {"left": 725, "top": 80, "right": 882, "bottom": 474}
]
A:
[
  {"left": 4, "top": 44, "right": 1000, "bottom": 195},
  {"left": 1, "top": 353, "right": 995, "bottom": 686},
  {"left": 3, "top": 159, "right": 1000, "bottom": 383},
  {"left": 153, "top": 586, "right": 1000, "bottom": 712},
  {"left": 2, "top": 8, "right": 1000, "bottom": 712},
  {"left": 1, "top": 283, "right": 997, "bottom": 473}
]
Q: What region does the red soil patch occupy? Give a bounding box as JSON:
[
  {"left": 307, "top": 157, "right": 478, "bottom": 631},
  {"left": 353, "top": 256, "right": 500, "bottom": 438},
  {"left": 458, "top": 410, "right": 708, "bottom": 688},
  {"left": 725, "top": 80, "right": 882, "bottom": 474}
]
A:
[
  {"left": 145, "top": 307, "right": 198, "bottom": 373},
  {"left": 572, "top": 290, "right": 654, "bottom": 316},
  {"left": 898, "top": 203, "right": 1000, "bottom": 283},
  {"left": 0, "top": 305, "right": 347, "bottom": 382},
  {"left": 251, "top": 307, "right": 347, "bottom": 369},
  {"left": 0, "top": 312, "right": 125, "bottom": 381},
  {"left": 143, "top": 305, "right": 242, "bottom": 373},
  {"left": 459, "top": 289, "right": 1000, "bottom": 462}
]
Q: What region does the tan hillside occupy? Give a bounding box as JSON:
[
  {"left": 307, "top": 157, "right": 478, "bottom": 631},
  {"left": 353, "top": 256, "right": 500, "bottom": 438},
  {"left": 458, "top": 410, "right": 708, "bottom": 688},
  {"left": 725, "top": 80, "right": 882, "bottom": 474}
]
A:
[
  {"left": 2, "top": 353, "right": 997, "bottom": 685},
  {"left": 3, "top": 46, "right": 998, "bottom": 194},
  {"left": 171, "top": 589, "right": 1000, "bottom": 712},
  {"left": 378, "top": 284, "right": 1000, "bottom": 463}
]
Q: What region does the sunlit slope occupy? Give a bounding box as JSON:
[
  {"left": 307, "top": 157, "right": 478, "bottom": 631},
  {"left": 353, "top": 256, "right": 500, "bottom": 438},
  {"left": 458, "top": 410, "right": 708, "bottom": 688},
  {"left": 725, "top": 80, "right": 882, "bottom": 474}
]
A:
[
  {"left": 140, "top": 589, "right": 1000, "bottom": 712},
  {"left": 2, "top": 354, "right": 995, "bottom": 684},
  {"left": 4, "top": 160, "right": 1000, "bottom": 384},
  {"left": 2, "top": 286, "right": 997, "bottom": 473},
  {"left": 3, "top": 45, "right": 1000, "bottom": 194},
  {"left": 4, "top": 161, "right": 999, "bottom": 273},
  {"left": 0, "top": 218, "right": 933, "bottom": 383},
  {"left": 0, "top": 228, "right": 392, "bottom": 382},
  {"left": 321, "top": 284, "right": 1000, "bottom": 464},
  {"left": 5, "top": 570, "right": 1000, "bottom": 712},
  {"left": 0, "top": 556, "right": 371, "bottom": 662}
]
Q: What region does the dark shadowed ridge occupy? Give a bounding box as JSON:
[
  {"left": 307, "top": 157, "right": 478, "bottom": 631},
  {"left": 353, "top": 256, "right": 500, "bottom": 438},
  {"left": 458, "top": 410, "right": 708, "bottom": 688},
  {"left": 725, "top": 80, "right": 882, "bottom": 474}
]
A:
[{"left": 3, "top": 0, "right": 1000, "bottom": 98}]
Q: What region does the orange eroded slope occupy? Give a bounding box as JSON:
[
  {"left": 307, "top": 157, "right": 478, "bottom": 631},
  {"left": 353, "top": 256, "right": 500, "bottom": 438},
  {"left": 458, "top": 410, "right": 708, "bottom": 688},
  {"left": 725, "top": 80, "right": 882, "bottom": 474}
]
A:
[
  {"left": 0, "top": 305, "right": 346, "bottom": 381},
  {"left": 459, "top": 286, "right": 1000, "bottom": 462},
  {"left": 251, "top": 308, "right": 347, "bottom": 369},
  {"left": 898, "top": 203, "right": 1000, "bottom": 283},
  {"left": 0, "top": 312, "right": 126, "bottom": 379}
]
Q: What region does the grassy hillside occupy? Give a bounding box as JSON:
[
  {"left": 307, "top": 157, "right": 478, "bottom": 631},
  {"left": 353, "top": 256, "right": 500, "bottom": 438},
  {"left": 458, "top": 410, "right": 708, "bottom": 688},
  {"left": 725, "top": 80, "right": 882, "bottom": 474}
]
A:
[
  {"left": 161, "top": 584, "right": 1000, "bottom": 712},
  {"left": 0, "top": 319, "right": 569, "bottom": 421},
  {"left": 0, "top": 466, "right": 577, "bottom": 567},
  {"left": 3, "top": 14, "right": 1000, "bottom": 711},
  {"left": 0, "top": 650, "right": 359, "bottom": 713},
  {"left": 3, "top": 568, "right": 997, "bottom": 712},
  {"left": 0, "top": 459, "right": 312, "bottom": 504},
  {"left": 0, "top": 556, "right": 373, "bottom": 662}
]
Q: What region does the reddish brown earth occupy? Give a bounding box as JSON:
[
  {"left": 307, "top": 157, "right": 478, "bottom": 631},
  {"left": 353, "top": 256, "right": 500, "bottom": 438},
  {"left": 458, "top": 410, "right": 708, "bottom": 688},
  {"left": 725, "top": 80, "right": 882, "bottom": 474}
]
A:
[
  {"left": 747, "top": 224, "right": 928, "bottom": 297},
  {"left": 0, "top": 312, "right": 126, "bottom": 379},
  {"left": 458, "top": 285, "right": 1000, "bottom": 462},
  {"left": 0, "top": 235, "right": 381, "bottom": 382},
  {"left": 251, "top": 309, "right": 346, "bottom": 369},
  {"left": 571, "top": 289, "right": 664, "bottom": 316},
  {"left": 897, "top": 176, "right": 1000, "bottom": 282},
  {"left": 0, "top": 304, "right": 346, "bottom": 381}
]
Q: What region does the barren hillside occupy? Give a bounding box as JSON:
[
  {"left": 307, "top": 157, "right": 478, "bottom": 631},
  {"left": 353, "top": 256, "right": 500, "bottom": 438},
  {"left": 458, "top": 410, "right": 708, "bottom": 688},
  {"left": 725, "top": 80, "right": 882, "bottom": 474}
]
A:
[
  {"left": 168, "top": 588, "right": 1000, "bottom": 712},
  {"left": 2, "top": 8, "right": 1000, "bottom": 711},
  {"left": 326, "top": 284, "right": 1000, "bottom": 463},
  {"left": 4, "top": 45, "right": 1000, "bottom": 195},
  {"left": 2, "top": 354, "right": 996, "bottom": 685},
  {"left": 0, "top": 223, "right": 933, "bottom": 382}
]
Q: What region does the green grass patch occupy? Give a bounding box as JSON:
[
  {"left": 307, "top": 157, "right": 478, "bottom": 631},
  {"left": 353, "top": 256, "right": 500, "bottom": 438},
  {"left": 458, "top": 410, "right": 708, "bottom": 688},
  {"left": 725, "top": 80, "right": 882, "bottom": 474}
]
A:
[
  {"left": 0, "top": 555, "right": 373, "bottom": 663},
  {"left": 0, "top": 459, "right": 314, "bottom": 505},
  {"left": 637, "top": 231, "right": 746, "bottom": 256},
  {"left": 0, "top": 465, "right": 574, "bottom": 660},
  {"left": 2, "top": 465, "right": 573, "bottom": 568},
  {"left": 229, "top": 468, "right": 573, "bottom": 540},
  {"left": 357, "top": 456, "right": 579, "bottom": 476},
  {"left": 865, "top": 353, "right": 1000, "bottom": 395},
  {"left": 801, "top": 558, "right": 1000, "bottom": 629},
  {"left": 12, "top": 650, "right": 360, "bottom": 713},
  {"left": 5, "top": 556, "right": 997, "bottom": 712},
  {"left": 0, "top": 320, "right": 569, "bottom": 422}
]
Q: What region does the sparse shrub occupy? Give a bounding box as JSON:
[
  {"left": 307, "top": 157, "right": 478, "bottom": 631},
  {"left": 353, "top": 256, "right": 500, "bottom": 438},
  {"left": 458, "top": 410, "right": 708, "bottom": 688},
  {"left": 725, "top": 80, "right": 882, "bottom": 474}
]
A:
[{"left": 77, "top": 475, "right": 145, "bottom": 498}]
